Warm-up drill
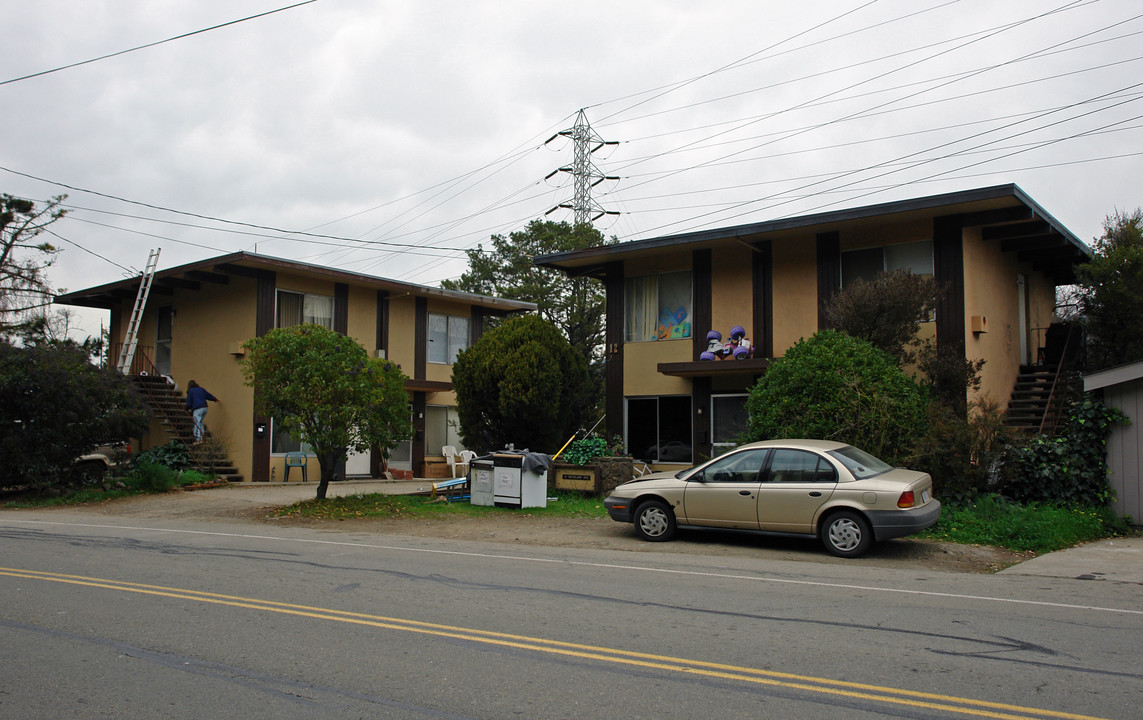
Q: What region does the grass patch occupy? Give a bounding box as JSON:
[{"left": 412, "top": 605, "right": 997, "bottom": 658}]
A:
[
  {"left": 272, "top": 491, "right": 611, "bottom": 521},
  {"left": 919, "top": 494, "right": 1133, "bottom": 554}
]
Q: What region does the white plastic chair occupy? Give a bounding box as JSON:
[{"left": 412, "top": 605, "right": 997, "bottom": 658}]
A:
[
  {"left": 458, "top": 450, "right": 476, "bottom": 477},
  {"left": 442, "top": 446, "right": 459, "bottom": 477}
]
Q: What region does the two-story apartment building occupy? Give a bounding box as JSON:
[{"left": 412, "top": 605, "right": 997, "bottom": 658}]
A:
[
  {"left": 535, "top": 184, "right": 1091, "bottom": 467},
  {"left": 56, "top": 252, "right": 535, "bottom": 482}
]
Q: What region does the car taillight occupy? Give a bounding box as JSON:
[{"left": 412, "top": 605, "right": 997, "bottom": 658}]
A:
[{"left": 897, "top": 491, "right": 915, "bottom": 508}]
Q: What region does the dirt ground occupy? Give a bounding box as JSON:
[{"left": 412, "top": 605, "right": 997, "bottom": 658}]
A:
[{"left": 25, "top": 483, "right": 1032, "bottom": 573}]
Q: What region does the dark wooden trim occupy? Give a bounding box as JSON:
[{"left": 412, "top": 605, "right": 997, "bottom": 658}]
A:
[
  {"left": 155, "top": 277, "right": 199, "bottom": 291},
  {"left": 333, "top": 283, "right": 349, "bottom": 335},
  {"left": 752, "top": 241, "right": 773, "bottom": 359},
  {"left": 982, "top": 221, "right": 1050, "bottom": 241},
  {"left": 412, "top": 391, "right": 426, "bottom": 477},
  {"left": 255, "top": 270, "right": 276, "bottom": 337},
  {"left": 404, "top": 379, "right": 453, "bottom": 392},
  {"left": 471, "top": 306, "right": 485, "bottom": 344},
  {"left": 692, "top": 249, "right": 712, "bottom": 361},
  {"left": 252, "top": 270, "right": 276, "bottom": 483},
  {"left": 214, "top": 262, "right": 265, "bottom": 279},
  {"left": 371, "top": 289, "right": 391, "bottom": 478},
  {"left": 692, "top": 376, "right": 711, "bottom": 462},
  {"left": 957, "top": 206, "right": 1032, "bottom": 227},
  {"left": 376, "top": 290, "right": 390, "bottom": 357},
  {"left": 185, "top": 270, "right": 229, "bottom": 285},
  {"left": 414, "top": 297, "right": 427, "bottom": 381},
  {"left": 934, "top": 214, "right": 967, "bottom": 414},
  {"left": 604, "top": 262, "right": 625, "bottom": 442},
  {"left": 816, "top": 231, "right": 840, "bottom": 330}
]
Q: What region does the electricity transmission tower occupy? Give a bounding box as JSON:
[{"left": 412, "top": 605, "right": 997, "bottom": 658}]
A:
[{"left": 545, "top": 109, "right": 619, "bottom": 225}]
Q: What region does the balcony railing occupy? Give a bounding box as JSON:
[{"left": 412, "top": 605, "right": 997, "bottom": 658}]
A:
[{"left": 111, "top": 344, "right": 159, "bottom": 376}]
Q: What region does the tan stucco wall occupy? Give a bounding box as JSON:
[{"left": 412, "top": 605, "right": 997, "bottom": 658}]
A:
[
  {"left": 710, "top": 246, "right": 754, "bottom": 341},
  {"left": 962, "top": 228, "right": 1058, "bottom": 406},
  {"left": 771, "top": 238, "right": 819, "bottom": 356},
  {"left": 347, "top": 285, "right": 377, "bottom": 349},
  {"left": 387, "top": 295, "right": 417, "bottom": 371},
  {"left": 624, "top": 340, "right": 692, "bottom": 396}
]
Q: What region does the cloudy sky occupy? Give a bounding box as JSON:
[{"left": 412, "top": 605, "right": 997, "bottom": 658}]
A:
[{"left": 3, "top": 0, "right": 1140, "bottom": 338}]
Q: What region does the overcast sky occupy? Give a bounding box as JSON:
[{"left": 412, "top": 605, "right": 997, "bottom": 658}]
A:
[{"left": 3, "top": 0, "right": 1140, "bottom": 338}]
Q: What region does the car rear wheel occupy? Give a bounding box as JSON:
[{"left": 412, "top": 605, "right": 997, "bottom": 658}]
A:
[
  {"left": 821, "top": 510, "right": 872, "bottom": 558},
  {"left": 634, "top": 500, "right": 677, "bottom": 542}
]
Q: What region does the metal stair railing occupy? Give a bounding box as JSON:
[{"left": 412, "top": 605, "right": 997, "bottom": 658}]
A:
[{"left": 1038, "top": 325, "right": 1080, "bottom": 436}]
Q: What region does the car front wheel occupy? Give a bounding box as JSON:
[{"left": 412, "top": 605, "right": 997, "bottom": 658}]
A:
[
  {"left": 634, "top": 499, "right": 677, "bottom": 542},
  {"left": 821, "top": 510, "right": 873, "bottom": 558}
]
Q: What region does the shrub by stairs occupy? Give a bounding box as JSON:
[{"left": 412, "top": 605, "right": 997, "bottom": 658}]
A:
[{"left": 131, "top": 375, "right": 243, "bottom": 481}]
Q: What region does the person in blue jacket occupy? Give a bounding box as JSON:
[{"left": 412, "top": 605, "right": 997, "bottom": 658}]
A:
[{"left": 185, "top": 380, "right": 218, "bottom": 443}]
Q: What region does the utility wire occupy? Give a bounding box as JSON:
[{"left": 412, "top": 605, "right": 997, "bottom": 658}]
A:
[{"left": 0, "top": 1, "right": 319, "bottom": 87}]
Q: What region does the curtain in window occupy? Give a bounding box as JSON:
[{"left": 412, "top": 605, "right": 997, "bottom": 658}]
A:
[
  {"left": 304, "top": 294, "right": 334, "bottom": 329},
  {"left": 447, "top": 317, "right": 469, "bottom": 364},
  {"left": 277, "top": 291, "right": 304, "bottom": 327},
  {"left": 624, "top": 276, "right": 658, "bottom": 342}
]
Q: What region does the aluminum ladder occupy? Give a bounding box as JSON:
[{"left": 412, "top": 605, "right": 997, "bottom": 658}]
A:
[{"left": 116, "top": 248, "right": 161, "bottom": 374}]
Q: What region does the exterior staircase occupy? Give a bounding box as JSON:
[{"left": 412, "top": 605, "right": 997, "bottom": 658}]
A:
[
  {"left": 1004, "top": 323, "right": 1083, "bottom": 436},
  {"left": 1004, "top": 366, "right": 1058, "bottom": 432},
  {"left": 132, "top": 374, "right": 243, "bottom": 481}
]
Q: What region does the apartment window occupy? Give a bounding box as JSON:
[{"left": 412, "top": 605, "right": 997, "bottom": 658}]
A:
[
  {"left": 841, "top": 240, "right": 933, "bottom": 287},
  {"left": 627, "top": 395, "right": 692, "bottom": 464},
  {"left": 624, "top": 271, "right": 692, "bottom": 342},
  {"left": 271, "top": 420, "right": 312, "bottom": 455},
  {"left": 428, "top": 313, "right": 470, "bottom": 364},
  {"left": 277, "top": 290, "right": 334, "bottom": 329}
]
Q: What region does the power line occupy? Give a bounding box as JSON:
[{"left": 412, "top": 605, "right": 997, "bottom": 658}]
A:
[{"left": 0, "top": 1, "right": 320, "bottom": 87}]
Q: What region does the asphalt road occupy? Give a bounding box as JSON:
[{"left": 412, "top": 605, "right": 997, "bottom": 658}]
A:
[{"left": 1, "top": 504, "right": 1140, "bottom": 719}]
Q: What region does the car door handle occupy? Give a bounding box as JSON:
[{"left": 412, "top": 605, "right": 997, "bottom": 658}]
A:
[
  {"left": 808, "top": 491, "right": 822, "bottom": 497},
  {"left": 739, "top": 490, "right": 752, "bottom": 496}
]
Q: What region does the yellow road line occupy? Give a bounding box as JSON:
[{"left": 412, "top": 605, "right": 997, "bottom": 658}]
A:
[{"left": 0, "top": 566, "right": 1112, "bottom": 720}]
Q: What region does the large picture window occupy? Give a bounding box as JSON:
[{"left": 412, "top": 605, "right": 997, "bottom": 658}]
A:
[
  {"left": 624, "top": 271, "right": 692, "bottom": 342},
  {"left": 277, "top": 290, "right": 334, "bottom": 329},
  {"left": 428, "top": 313, "right": 470, "bottom": 364},
  {"left": 627, "top": 395, "right": 692, "bottom": 464},
  {"left": 841, "top": 240, "right": 933, "bottom": 287}
]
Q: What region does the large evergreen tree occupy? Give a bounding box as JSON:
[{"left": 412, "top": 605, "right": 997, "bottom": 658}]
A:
[
  {"left": 441, "top": 220, "right": 611, "bottom": 415},
  {"left": 451, "top": 314, "right": 591, "bottom": 454}
]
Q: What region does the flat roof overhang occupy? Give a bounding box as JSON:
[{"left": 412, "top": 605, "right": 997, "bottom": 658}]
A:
[
  {"left": 535, "top": 184, "right": 1091, "bottom": 285},
  {"left": 55, "top": 250, "right": 537, "bottom": 313},
  {"left": 658, "top": 357, "right": 771, "bottom": 378}
]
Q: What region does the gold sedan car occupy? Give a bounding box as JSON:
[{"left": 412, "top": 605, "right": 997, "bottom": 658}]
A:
[{"left": 604, "top": 439, "right": 940, "bottom": 557}]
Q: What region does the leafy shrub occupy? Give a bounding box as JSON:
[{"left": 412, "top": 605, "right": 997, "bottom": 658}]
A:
[
  {"left": 913, "top": 398, "right": 1013, "bottom": 503},
  {"left": 1000, "top": 397, "right": 1127, "bottom": 505},
  {"left": 560, "top": 435, "right": 625, "bottom": 465},
  {"left": 131, "top": 441, "right": 191, "bottom": 471},
  {"left": 125, "top": 460, "right": 180, "bottom": 493},
  {"left": 744, "top": 330, "right": 930, "bottom": 466}
]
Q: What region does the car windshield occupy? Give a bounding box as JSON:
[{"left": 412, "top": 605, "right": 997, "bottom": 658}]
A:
[{"left": 827, "top": 446, "right": 892, "bottom": 479}]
